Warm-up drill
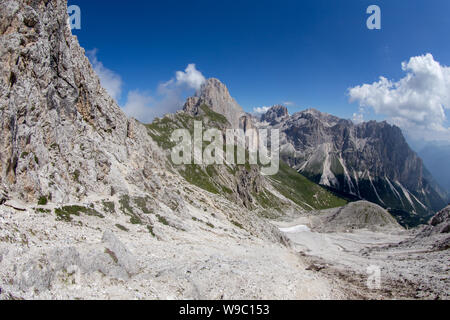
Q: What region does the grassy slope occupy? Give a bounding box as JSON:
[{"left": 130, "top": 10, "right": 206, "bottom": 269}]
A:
[
  {"left": 269, "top": 161, "right": 346, "bottom": 210},
  {"left": 146, "top": 106, "right": 346, "bottom": 212}
]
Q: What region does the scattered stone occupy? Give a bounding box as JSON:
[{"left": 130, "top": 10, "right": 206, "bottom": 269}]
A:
[{"left": 306, "top": 264, "right": 326, "bottom": 272}]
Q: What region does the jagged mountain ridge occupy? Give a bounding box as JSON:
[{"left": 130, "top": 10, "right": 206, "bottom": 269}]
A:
[
  {"left": 179, "top": 78, "right": 446, "bottom": 225},
  {"left": 257, "top": 105, "right": 447, "bottom": 225}
]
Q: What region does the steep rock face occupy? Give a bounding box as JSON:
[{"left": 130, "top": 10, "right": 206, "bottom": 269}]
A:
[
  {"left": 0, "top": 0, "right": 165, "bottom": 203},
  {"left": 183, "top": 78, "right": 244, "bottom": 128},
  {"left": 259, "top": 106, "right": 447, "bottom": 221}
]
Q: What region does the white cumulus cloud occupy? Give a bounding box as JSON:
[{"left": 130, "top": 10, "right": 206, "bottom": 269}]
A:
[
  {"left": 175, "top": 64, "right": 206, "bottom": 90},
  {"left": 253, "top": 106, "right": 271, "bottom": 116},
  {"left": 349, "top": 53, "right": 450, "bottom": 141},
  {"left": 122, "top": 64, "right": 206, "bottom": 123},
  {"left": 122, "top": 90, "right": 155, "bottom": 123},
  {"left": 87, "top": 52, "right": 205, "bottom": 123},
  {"left": 161, "top": 63, "right": 206, "bottom": 91},
  {"left": 87, "top": 49, "right": 123, "bottom": 102}
]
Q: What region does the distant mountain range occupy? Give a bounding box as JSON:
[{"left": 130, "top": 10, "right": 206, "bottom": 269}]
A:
[{"left": 254, "top": 105, "right": 447, "bottom": 225}]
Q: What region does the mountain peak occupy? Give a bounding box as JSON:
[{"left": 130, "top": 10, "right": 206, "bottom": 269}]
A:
[
  {"left": 183, "top": 78, "right": 244, "bottom": 128},
  {"left": 198, "top": 78, "right": 229, "bottom": 93},
  {"left": 261, "top": 105, "right": 289, "bottom": 125}
]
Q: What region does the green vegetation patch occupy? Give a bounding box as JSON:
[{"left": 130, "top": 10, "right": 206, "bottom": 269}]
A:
[
  {"left": 115, "top": 224, "right": 129, "bottom": 232},
  {"left": 192, "top": 216, "right": 215, "bottom": 228},
  {"left": 36, "top": 208, "right": 51, "bottom": 214},
  {"left": 55, "top": 205, "right": 104, "bottom": 222},
  {"left": 102, "top": 201, "right": 116, "bottom": 214},
  {"left": 38, "top": 196, "right": 48, "bottom": 206},
  {"left": 129, "top": 216, "right": 142, "bottom": 225},
  {"left": 199, "top": 104, "right": 229, "bottom": 125},
  {"left": 253, "top": 189, "right": 282, "bottom": 211},
  {"left": 269, "top": 161, "right": 346, "bottom": 210},
  {"left": 133, "top": 196, "right": 153, "bottom": 214},
  {"left": 147, "top": 225, "right": 156, "bottom": 237},
  {"left": 231, "top": 220, "right": 244, "bottom": 230},
  {"left": 72, "top": 170, "right": 80, "bottom": 183},
  {"left": 179, "top": 165, "right": 220, "bottom": 194},
  {"left": 156, "top": 214, "right": 169, "bottom": 226},
  {"left": 119, "top": 195, "right": 144, "bottom": 225},
  {"left": 119, "top": 195, "right": 133, "bottom": 215}
]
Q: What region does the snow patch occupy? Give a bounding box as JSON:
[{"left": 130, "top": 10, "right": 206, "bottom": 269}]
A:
[{"left": 279, "top": 225, "right": 311, "bottom": 233}]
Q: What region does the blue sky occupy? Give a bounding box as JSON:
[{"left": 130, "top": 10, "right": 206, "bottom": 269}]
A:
[{"left": 68, "top": 0, "right": 450, "bottom": 142}]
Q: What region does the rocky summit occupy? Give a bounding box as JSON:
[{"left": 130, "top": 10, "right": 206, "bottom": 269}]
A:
[
  {"left": 183, "top": 78, "right": 244, "bottom": 129},
  {"left": 0, "top": 0, "right": 448, "bottom": 301}
]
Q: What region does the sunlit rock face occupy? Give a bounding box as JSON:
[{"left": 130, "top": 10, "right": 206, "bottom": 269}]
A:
[
  {"left": 0, "top": 0, "right": 166, "bottom": 203},
  {"left": 183, "top": 78, "right": 244, "bottom": 129}
]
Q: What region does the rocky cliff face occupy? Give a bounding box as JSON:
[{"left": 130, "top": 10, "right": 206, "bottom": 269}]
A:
[
  {"left": 258, "top": 106, "right": 447, "bottom": 222},
  {"left": 0, "top": 0, "right": 166, "bottom": 203},
  {"left": 183, "top": 78, "right": 244, "bottom": 128}
]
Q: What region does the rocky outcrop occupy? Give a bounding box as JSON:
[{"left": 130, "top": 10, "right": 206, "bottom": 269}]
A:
[
  {"left": 425, "top": 206, "right": 450, "bottom": 236},
  {"left": 312, "top": 201, "right": 402, "bottom": 233},
  {"left": 0, "top": 183, "right": 8, "bottom": 205},
  {"left": 430, "top": 206, "right": 450, "bottom": 226},
  {"left": 0, "top": 0, "right": 165, "bottom": 203},
  {"left": 183, "top": 78, "right": 244, "bottom": 128},
  {"left": 398, "top": 206, "right": 450, "bottom": 251},
  {"left": 11, "top": 230, "right": 139, "bottom": 292}
]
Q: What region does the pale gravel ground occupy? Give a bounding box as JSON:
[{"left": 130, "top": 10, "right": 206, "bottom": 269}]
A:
[
  {"left": 275, "top": 214, "right": 449, "bottom": 300},
  {"left": 0, "top": 200, "right": 349, "bottom": 300},
  {"left": 2, "top": 197, "right": 447, "bottom": 300}
]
